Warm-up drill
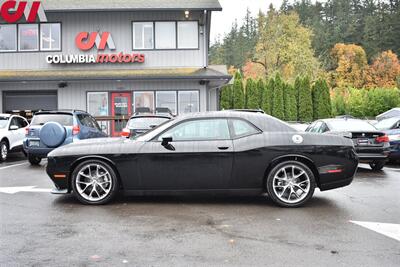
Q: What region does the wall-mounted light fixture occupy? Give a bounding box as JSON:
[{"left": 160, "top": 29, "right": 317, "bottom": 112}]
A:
[{"left": 185, "top": 10, "right": 190, "bottom": 19}]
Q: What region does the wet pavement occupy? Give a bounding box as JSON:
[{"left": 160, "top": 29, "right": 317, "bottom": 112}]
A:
[{"left": 0, "top": 156, "right": 399, "bottom": 266}]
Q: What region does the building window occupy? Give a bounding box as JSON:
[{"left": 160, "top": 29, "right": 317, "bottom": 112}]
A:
[
  {"left": 133, "top": 91, "right": 155, "bottom": 113},
  {"left": 177, "top": 21, "right": 199, "bottom": 49},
  {"left": 178, "top": 91, "right": 199, "bottom": 114},
  {"left": 155, "top": 22, "right": 176, "bottom": 49},
  {"left": 0, "top": 24, "right": 17, "bottom": 52},
  {"left": 156, "top": 91, "right": 177, "bottom": 115},
  {"left": 133, "top": 22, "right": 154, "bottom": 49},
  {"left": 40, "top": 23, "right": 61, "bottom": 51},
  {"left": 87, "top": 92, "right": 109, "bottom": 116},
  {"left": 18, "top": 24, "right": 39, "bottom": 51}
]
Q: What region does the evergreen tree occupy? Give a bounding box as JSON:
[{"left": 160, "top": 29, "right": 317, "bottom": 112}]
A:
[
  {"left": 297, "top": 76, "right": 313, "bottom": 122},
  {"left": 232, "top": 71, "right": 245, "bottom": 109},
  {"left": 312, "top": 79, "right": 331, "bottom": 119},
  {"left": 272, "top": 74, "right": 285, "bottom": 120},
  {"left": 245, "top": 78, "right": 258, "bottom": 109},
  {"left": 263, "top": 77, "right": 275, "bottom": 114},
  {"left": 256, "top": 79, "right": 265, "bottom": 109},
  {"left": 284, "top": 83, "right": 297, "bottom": 121},
  {"left": 219, "top": 85, "right": 232, "bottom": 110}
]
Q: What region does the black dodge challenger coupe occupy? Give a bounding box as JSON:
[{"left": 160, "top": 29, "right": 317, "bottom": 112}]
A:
[{"left": 46, "top": 111, "right": 358, "bottom": 207}]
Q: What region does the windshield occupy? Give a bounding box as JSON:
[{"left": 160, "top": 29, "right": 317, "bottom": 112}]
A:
[
  {"left": 0, "top": 117, "right": 9, "bottom": 129},
  {"left": 375, "top": 117, "right": 399, "bottom": 130},
  {"left": 328, "top": 120, "right": 377, "bottom": 132},
  {"left": 31, "top": 114, "right": 73, "bottom": 126},
  {"left": 128, "top": 117, "right": 170, "bottom": 129},
  {"left": 135, "top": 119, "right": 176, "bottom": 141}
]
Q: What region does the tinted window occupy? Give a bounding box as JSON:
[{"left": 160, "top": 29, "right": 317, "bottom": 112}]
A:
[
  {"left": 328, "top": 120, "right": 376, "bottom": 132},
  {"left": 31, "top": 114, "right": 73, "bottom": 126},
  {"left": 159, "top": 119, "right": 230, "bottom": 141},
  {"left": 128, "top": 117, "right": 170, "bottom": 129},
  {"left": 0, "top": 117, "right": 9, "bottom": 129},
  {"left": 77, "top": 114, "right": 94, "bottom": 128},
  {"left": 16, "top": 117, "right": 28, "bottom": 128},
  {"left": 231, "top": 119, "right": 259, "bottom": 138}
]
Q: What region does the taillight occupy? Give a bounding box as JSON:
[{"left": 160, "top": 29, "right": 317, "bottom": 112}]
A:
[
  {"left": 72, "top": 125, "right": 80, "bottom": 135},
  {"left": 376, "top": 135, "right": 389, "bottom": 143},
  {"left": 121, "top": 128, "right": 130, "bottom": 138},
  {"left": 25, "top": 127, "right": 29, "bottom": 136}
]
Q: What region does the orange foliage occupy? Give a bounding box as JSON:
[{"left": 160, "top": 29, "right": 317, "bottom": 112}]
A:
[
  {"left": 365, "top": 50, "right": 400, "bottom": 88},
  {"left": 242, "top": 61, "right": 265, "bottom": 79},
  {"left": 228, "top": 66, "right": 238, "bottom": 76},
  {"left": 331, "top": 43, "right": 368, "bottom": 88}
]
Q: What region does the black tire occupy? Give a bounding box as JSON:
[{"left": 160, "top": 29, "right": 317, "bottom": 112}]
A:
[
  {"left": 0, "top": 141, "right": 8, "bottom": 162},
  {"left": 71, "top": 160, "right": 119, "bottom": 205},
  {"left": 28, "top": 154, "right": 42, "bottom": 165},
  {"left": 266, "top": 161, "right": 316, "bottom": 208},
  {"left": 369, "top": 160, "right": 386, "bottom": 171}
]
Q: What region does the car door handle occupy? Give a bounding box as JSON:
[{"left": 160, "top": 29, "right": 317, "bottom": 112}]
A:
[{"left": 218, "top": 146, "right": 229, "bottom": 150}]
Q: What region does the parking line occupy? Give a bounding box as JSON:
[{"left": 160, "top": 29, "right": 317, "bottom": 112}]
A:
[{"left": 0, "top": 162, "right": 29, "bottom": 170}]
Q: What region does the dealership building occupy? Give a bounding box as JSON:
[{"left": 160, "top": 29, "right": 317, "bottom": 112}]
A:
[{"left": 0, "top": 0, "right": 230, "bottom": 136}]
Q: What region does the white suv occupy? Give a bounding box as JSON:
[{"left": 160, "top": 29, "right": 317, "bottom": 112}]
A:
[{"left": 0, "top": 114, "right": 29, "bottom": 161}]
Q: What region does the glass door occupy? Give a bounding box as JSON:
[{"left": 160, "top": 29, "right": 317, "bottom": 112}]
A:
[{"left": 111, "top": 92, "right": 132, "bottom": 137}]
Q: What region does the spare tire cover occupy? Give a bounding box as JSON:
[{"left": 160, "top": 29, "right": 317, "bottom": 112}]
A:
[{"left": 40, "top": 122, "right": 66, "bottom": 148}]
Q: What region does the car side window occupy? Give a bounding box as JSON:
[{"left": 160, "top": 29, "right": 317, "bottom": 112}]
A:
[
  {"left": 305, "top": 122, "right": 316, "bottom": 132},
  {"left": 17, "top": 117, "right": 28, "bottom": 128},
  {"left": 231, "top": 119, "right": 260, "bottom": 138},
  {"left": 89, "top": 116, "right": 101, "bottom": 131},
  {"left": 77, "top": 114, "right": 95, "bottom": 128},
  {"left": 9, "top": 117, "right": 21, "bottom": 129},
  {"left": 158, "top": 119, "right": 230, "bottom": 141},
  {"left": 312, "top": 121, "right": 323, "bottom": 133}
]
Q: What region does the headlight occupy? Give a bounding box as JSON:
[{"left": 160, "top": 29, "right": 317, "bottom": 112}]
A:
[{"left": 388, "top": 134, "right": 400, "bottom": 141}]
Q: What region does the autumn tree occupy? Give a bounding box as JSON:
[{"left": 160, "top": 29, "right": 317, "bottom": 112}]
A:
[
  {"left": 366, "top": 50, "right": 400, "bottom": 88},
  {"left": 330, "top": 43, "right": 368, "bottom": 88},
  {"left": 242, "top": 61, "right": 265, "bottom": 79},
  {"left": 253, "top": 10, "right": 320, "bottom": 81}
]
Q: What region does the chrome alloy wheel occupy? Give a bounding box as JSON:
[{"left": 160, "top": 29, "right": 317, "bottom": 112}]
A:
[
  {"left": 272, "top": 165, "right": 311, "bottom": 204},
  {"left": 1, "top": 143, "right": 7, "bottom": 161},
  {"left": 75, "top": 164, "right": 112, "bottom": 202}
]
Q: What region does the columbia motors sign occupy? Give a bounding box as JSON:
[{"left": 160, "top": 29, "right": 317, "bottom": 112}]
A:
[{"left": 0, "top": 1, "right": 145, "bottom": 65}]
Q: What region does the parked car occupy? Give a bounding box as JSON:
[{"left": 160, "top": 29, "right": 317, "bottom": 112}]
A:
[
  {"left": 24, "top": 110, "right": 107, "bottom": 165},
  {"left": 121, "top": 114, "right": 172, "bottom": 138},
  {"left": 306, "top": 118, "right": 390, "bottom": 171},
  {"left": 374, "top": 117, "right": 400, "bottom": 161},
  {"left": 0, "top": 114, "right": 29, "bottom": 161},
  {"left": 46, "top": 111, "right": 358, "bottom": 207}
]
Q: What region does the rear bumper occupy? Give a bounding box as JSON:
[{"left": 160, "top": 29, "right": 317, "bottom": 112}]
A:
[
  {"left": 355, "top": 146, "right": 390, "bottom": 162},
  {"left": 23, "top": 141, "right": 54, "bottom": 157},
  {"left": 319, "top": 176, "right": 353, "bottom": 191}
]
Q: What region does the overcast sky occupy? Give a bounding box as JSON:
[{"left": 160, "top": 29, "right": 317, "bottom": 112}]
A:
[{"left": 210, "top": 0, "right": 284, "bottom": 42}]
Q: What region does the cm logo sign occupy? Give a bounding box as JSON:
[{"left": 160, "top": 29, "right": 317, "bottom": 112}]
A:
[
  {"left": 0, "top": 1, "right": 47, "bottom": 23},
  {"left": 75, "top": 32, "right": 116, "bottom": 51}
]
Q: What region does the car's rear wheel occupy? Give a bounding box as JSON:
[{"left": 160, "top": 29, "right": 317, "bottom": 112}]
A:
[
  {"left": 0, "top": 141, "right": 8, "bottom": 162},
  {"left": 71, "top": 160, "right": 119, "bottom": 205},
  {"left": 266, "top": 161, "right": 316, "bottom": 208},
  {"left": 28, "top": 154, "right": 42, "bottom": 165},
  {"left": 369, "top": 160, "right": 386, "bottom": 171}
]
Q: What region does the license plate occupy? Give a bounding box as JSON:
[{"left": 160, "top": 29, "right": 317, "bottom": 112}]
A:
[
  {"left": 357, "top": 138, "right": 369, "bottom": 145},
  {"left": 29, "top": 140, "right": 40, "bottom": 147}
]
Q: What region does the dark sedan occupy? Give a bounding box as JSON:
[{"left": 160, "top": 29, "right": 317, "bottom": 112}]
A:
[
  {"left": 306, "top": 118, "right": 390, "bottom": 170},
  {"left": 46, "top": 111, "right": 358, "bottom": 207},
  {"left": 374, "top": 117, "right": 400, "bottom": 161}
]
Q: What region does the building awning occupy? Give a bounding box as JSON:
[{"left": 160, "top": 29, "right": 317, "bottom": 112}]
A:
[
  {"left": 38, "top": 0, "right": 222, "bottom": 12},
  {"left": 0, "top": 66, "right": 231, "bottom": 84}
]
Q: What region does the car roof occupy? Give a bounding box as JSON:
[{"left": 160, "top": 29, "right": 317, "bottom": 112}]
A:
[
  {"left": 174, "top": 111, "right": 296, "bottom": 132},
  {"left": 0, "top": 114, "right": 11, "bottom": 118},
  {"left": 129, "top": 114, "right": 172, "bottom": 119},
  {"left": 35, "top": 110, "right": 88, "bottom": 115}
]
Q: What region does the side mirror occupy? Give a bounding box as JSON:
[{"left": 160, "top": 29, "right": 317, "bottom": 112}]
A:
[
  {"left": 9, "top": 125, "right": 19, "bottom": 130},
  {"left": 161, "top": 137, "right": 175, "bottom": 151}
]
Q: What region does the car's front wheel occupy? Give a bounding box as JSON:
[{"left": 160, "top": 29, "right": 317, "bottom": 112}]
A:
[
  {"left": 71, "top": 160, "right": 119, "bottom": 205},
  {"left": 369, "top": 160, "right": 386, "bottom": 171},
  {"left": 28, "top": 154, "right": 42, "bottom": 165},
  {"left": 266, "top": 161, "right": 316, "bottom": 208},
  {"left": 0, "top": 141, "right": 8, "bottom": 162}
]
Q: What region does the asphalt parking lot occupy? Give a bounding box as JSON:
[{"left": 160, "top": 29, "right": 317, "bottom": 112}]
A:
[{"left": 0, "top": 155, "right": 399, "bottom": 267}]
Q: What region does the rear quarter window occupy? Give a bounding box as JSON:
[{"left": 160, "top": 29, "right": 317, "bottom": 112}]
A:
[{"left": 31, "top": 114, "right": 73, "bottom": 126}]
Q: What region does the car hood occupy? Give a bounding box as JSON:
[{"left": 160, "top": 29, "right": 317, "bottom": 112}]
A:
[{"left": 48, "top": 137, "right": 145, "bottom": 157}]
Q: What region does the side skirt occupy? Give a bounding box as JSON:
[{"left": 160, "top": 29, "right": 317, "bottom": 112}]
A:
[{"left": 123, "top": 189, "right": 263, "bottom": 197}]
